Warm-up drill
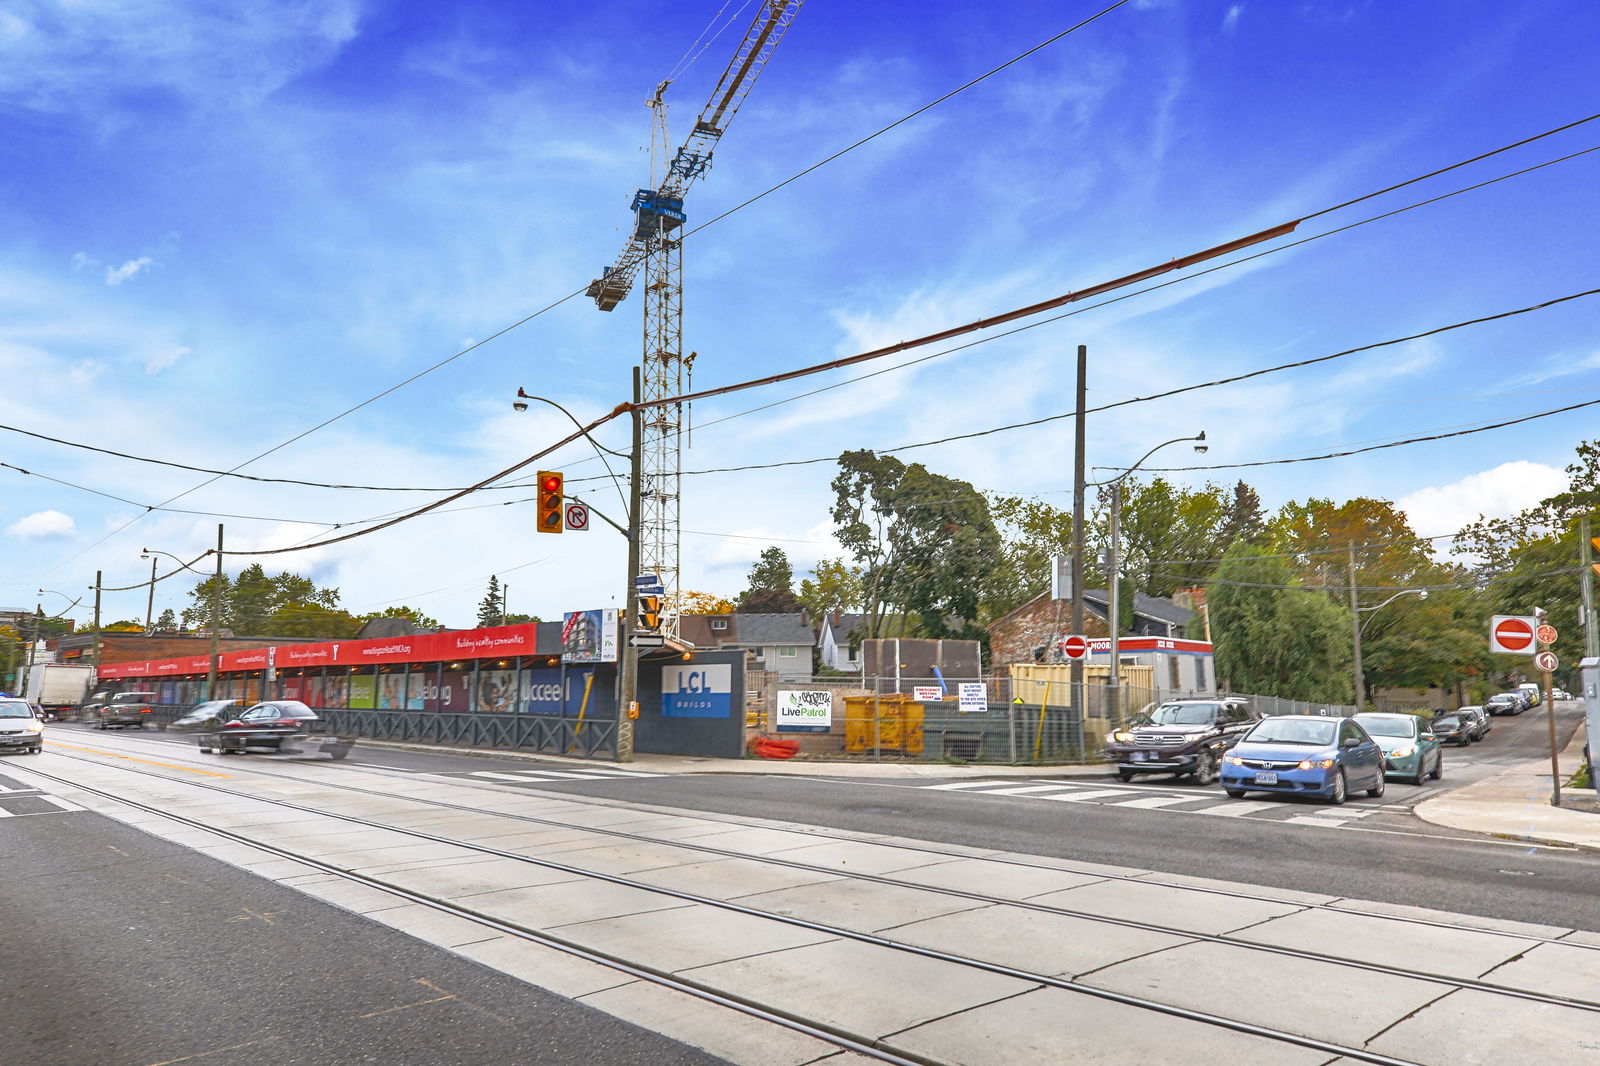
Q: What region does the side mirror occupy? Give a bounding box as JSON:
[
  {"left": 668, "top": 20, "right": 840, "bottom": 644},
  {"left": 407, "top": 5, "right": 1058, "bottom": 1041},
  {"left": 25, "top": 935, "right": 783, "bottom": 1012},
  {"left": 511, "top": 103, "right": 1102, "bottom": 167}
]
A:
[
  {"left": 1420, "top": 733, "right": 1435, "bottom": 741},
  {"left": 1341, "top": 737, "right": 1361, "bottom": 748}
]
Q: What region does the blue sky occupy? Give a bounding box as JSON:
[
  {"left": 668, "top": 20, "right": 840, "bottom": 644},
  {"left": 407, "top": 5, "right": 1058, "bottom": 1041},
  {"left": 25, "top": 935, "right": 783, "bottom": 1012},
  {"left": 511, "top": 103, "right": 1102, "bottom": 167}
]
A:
[{"left": 3, "top": 0, "right": 1598, "bottom": 631}]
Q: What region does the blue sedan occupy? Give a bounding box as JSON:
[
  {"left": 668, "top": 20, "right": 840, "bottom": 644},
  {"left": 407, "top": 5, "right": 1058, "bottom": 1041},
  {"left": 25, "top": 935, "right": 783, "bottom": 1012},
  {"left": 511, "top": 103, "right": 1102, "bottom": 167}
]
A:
[{"left": 1220, "top": 715, "right": 1386, "bottom": 805}]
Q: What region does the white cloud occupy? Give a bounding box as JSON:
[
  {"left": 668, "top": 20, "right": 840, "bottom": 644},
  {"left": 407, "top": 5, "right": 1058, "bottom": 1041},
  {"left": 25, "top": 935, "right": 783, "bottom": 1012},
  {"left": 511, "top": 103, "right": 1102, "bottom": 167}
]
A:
[
  {"left": 144, "top": 345, "right": 189, "bottom": 374},
  {"left": 1396, "top": 461, "right": 1567, "bottom": 541},
  {"left": 1223, "top": 5, "right": 1245, "bottom": 33},
  {"left": 105, "top": 256, "right": 152, "bottom": 286},
  {"left": 7, "top": 509, "right": 76, "bottom": 540},
  {"left": 70, "top": 251, "right": 99, "bottom": 271}
]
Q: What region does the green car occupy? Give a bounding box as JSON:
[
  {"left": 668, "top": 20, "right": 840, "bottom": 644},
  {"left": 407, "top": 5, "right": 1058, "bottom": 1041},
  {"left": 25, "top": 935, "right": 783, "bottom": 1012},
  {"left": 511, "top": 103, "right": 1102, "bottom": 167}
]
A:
[{"left": 1353, "top": 712, "right": 1442, "bottom": 784}]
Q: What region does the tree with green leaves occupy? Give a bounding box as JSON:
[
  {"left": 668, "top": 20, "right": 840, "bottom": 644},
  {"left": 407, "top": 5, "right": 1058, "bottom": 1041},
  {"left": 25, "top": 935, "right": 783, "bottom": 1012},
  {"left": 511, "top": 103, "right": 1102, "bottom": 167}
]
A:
[
  {"left": 362, "top": 605, "right": 442, "bottom": 630},
  {"left": 153, "top": 608, "right": 178, "bottom": 632},
  {"left": 477, "top": 576, "right": 505, "bottom": 628},
  {"left": 1209, "top": 543, "right": 1353, "bottom": 702},
  {"left": 982, "top": 496, "right": 1076, "bottom": 622},
  {"left": 740, "top": 546, "right": 804, "bottom": 613},
  {"left": 830, "top": 450, "right": 1000, "bottom": 640},
  {"left": 182, "top": 568, "right": 352, "bottom": 638},
  {"left": 797, "top": 558, "right": 863, "bottom": 620}
]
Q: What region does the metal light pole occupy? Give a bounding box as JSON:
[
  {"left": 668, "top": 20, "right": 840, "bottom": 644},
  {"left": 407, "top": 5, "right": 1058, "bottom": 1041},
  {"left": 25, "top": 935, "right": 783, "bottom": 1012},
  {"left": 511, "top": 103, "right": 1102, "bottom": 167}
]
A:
[
  {"left": 1352, "top": 585, "right": 1429, "bottom": 711},
  {"left": 1098, "top": 432, "right": 1207, "bottom": 726},
  {"left": 140, "top": 553, "right": 158, "bottom": 633},
  {"left": 92, "top": 570, "right": 103, "bottom": 679}
]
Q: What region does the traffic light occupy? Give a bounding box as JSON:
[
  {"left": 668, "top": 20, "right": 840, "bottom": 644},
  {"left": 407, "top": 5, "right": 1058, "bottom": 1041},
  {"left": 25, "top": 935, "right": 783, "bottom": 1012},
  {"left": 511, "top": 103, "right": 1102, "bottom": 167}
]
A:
[
  {"left": 637, "top": 594, "right": 662, "bottom": 632},
  {"left": 536, "top": 471, "right": 563, "bottom": 534}
]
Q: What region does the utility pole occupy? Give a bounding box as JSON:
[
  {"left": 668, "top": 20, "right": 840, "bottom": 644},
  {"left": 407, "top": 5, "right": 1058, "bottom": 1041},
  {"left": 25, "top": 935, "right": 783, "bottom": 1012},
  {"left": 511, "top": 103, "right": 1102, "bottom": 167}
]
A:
[
  {"left": 1348, "top": 547, "right": 1365, "bottom": 711},
  {"left": 92, "top": 570, "right": 103, "bottom": 679},
  {"left": 206, "top": 524, "right": 223, "bottom": 701},
  {"left": 1070, "top": 344, "right": 1087, "bottom": 729},
  {"left": 1581, "top": 515, "right": 1597, "bottom": 659},
  {"left": 1107, "top": 482, "right": 1122, "bottom": 726},
  {"left": 501, "top": 583, "right": 509, "bottom": 627},
  {"left": 616, "top": 368, "right": 643, "bottom": 763}
]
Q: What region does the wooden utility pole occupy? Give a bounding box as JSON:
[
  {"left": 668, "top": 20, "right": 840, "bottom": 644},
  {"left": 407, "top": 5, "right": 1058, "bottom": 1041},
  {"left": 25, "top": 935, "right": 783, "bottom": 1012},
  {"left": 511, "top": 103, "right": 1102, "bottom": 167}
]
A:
[
  {"left": 1070, "top": 344, "right": 1087, "bottom": 727},
  {"left": 616, "top": 368, "right": 643, "bottom": 763}
]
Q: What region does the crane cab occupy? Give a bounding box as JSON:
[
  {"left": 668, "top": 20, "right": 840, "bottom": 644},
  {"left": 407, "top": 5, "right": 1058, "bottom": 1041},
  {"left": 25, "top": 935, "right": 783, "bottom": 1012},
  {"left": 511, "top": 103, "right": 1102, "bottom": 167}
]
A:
[
  {"left": 630, "top": 189, "right": 685, "bottom": 240},
  {"left": 587, "top": 268, "right": 628, "bottom": 311}
]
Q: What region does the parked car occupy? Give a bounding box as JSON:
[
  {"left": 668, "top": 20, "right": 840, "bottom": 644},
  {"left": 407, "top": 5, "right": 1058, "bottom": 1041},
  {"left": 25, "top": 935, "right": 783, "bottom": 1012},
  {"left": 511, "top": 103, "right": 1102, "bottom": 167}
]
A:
[
  {"left": 1517, "top": 683, "right": 1541, "bottom": 708},
  {"left": 0, "top": 698, "right": 45, "bottom": 754},
  {"left": 89, "top": 691, "right": 160, "bottom": 730},
  {"left": 1485, "top": 693, "right": 1523, "bottom": 716},
  {"left": 197, "top": 700, "right": 355, "bottom": 759},
  {"left": 166, "top": 699, "right": 247, "bottom": 733},
  {"left": 1219, "top": 715, "right": 1385, "bottom": 804},
  {"left": 1354, "top": 712, "right": 1442, "bottom": 784},
  {"left": 1429, "top": 713, "right": 1471, "bottom": 747},
  {"left": 1101, "top": 697, "right": 1261, "bottom": 784},
  {"left": 1454, "top": 705, "right": 1491, "bottom": 740}
]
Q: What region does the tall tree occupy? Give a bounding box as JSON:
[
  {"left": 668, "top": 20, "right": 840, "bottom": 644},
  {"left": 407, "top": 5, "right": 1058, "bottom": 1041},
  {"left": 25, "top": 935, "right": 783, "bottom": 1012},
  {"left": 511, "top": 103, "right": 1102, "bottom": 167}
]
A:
[
  {"left": 477, "top": 576, "right": 504, "bottom": 628},
  {"left": 1209, "top": 543, "right": 1353, "bottom": 702},
  {"left": 797, "top": 558, "right": 863, "bottom": 620},
  {"left": 739, "top": 546, "right": 804, "bottom": 613},
  {"left": 983, "top": 496, "right": 1075, "bottom": 622},
  {"left": 153, "top": 608, "right": 178, "bottom": 632},
  {"left": 668, "top": 590, "right": 738, "bottom": 616},
  {"left": 830, "top": 450, "right": 1000, "bottom": 640}
]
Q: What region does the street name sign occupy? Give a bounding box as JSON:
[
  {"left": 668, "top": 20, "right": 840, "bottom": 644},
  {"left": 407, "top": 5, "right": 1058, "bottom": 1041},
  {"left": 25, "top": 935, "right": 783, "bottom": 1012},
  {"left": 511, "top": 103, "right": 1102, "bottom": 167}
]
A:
[{"left": 1489, "top": 615, "right": 1537, "bottom": 654}]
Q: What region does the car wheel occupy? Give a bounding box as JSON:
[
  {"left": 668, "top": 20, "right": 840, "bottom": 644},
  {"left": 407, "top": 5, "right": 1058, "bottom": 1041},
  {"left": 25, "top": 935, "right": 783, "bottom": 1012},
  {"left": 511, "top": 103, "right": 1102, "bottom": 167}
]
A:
[
  {"left": 1224, "top": 788, "right": 1247, "bottom": 798},
  {"left": 1327, "top": 770, "right": 1348, "bottom": 805},
  {"left": 1411, "top": 762, "right": 1428, "bottom": 786},
  {"left": 1190, "top": 751, "right": 1218, "bottom": 786},
  {"left": 198, "top": 747, "right": 212, "bottom": 754},
  {"left": 1116, "top": 769, "right": 1135, "bottom": 782},
  {"left": 28, "top": 746, "right": 41, "bottom": 754},
  {"left": 1430, "top": 753, "right": 1443, "bottom": 781},
  {"left": 1366, "top": 772, "right": 1385, "bottom": 799}
]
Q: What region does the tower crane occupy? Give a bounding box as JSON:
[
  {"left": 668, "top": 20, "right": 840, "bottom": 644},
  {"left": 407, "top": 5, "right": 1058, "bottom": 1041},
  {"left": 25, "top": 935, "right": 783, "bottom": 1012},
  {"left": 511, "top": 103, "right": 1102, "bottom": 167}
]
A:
[{"left": 587, "top": 1, "right": 803, "bottom": 636}]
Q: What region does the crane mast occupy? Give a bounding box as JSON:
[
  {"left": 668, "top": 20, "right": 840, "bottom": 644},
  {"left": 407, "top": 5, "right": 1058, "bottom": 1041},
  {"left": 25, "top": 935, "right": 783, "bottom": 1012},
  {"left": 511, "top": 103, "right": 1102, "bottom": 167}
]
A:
[{"left": 586, "top": 1, "right": 802, "bottom": 635}]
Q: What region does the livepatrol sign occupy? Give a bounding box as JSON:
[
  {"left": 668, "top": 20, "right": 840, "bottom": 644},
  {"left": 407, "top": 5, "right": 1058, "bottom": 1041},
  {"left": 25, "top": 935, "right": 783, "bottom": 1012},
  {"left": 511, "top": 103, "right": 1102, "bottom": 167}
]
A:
[
  {"left": 775, "top": 689, "right": 832, "bottom": 733},
  {"left": 661, "top": 663, "right": 732, "bottom": 719}
]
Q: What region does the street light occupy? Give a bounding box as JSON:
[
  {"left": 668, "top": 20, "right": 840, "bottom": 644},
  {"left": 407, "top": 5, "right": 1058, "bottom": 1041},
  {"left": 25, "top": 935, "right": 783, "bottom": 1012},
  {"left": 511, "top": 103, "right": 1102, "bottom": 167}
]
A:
[
  {"left": 139, "top": 552, "right": 159, "bottom": 633},
  {"left": 144, "top": 528, "right": 224, "bottom": 700},
  {"left": 1351, "top": 585, "right": 1428, "bottom": 710},
  {"left": 1093, "top": 431, "right": 1208, "bottom": 724}
]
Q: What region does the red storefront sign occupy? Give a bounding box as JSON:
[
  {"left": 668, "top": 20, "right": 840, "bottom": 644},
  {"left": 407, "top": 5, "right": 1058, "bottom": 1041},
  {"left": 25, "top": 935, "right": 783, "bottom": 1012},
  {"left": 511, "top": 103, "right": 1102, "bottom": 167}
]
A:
[{"left": 98, "top": 622, "right": 544, "bottom": 679}]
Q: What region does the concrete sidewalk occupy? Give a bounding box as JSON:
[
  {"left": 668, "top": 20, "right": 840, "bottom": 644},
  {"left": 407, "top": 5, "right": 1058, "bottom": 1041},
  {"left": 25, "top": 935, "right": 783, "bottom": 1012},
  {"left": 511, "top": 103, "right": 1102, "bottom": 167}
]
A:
[{"left": 1415, "top": 721, "right": 1599, "bottom": 852}]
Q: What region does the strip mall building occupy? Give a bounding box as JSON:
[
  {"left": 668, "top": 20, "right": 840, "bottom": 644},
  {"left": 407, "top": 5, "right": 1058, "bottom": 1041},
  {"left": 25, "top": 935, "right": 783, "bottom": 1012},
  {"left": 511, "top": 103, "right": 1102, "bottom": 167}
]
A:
[{"left": 95, "top": 621, "right": 600, "bottom": 716}]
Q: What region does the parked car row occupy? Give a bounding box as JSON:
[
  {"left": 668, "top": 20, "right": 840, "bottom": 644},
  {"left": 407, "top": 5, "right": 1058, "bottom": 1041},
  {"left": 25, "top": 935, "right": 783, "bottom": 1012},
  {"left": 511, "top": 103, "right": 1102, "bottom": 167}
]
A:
[{"left": 1104, "top": 698, "right": 1464, "bottom": 806}]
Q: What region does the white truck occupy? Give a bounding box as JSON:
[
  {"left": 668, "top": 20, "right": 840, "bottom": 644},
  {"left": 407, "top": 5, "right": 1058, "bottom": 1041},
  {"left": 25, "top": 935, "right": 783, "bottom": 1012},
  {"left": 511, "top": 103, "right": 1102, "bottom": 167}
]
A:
[{"left": 25, "top": 662, "right": 97, "bottom": 719}]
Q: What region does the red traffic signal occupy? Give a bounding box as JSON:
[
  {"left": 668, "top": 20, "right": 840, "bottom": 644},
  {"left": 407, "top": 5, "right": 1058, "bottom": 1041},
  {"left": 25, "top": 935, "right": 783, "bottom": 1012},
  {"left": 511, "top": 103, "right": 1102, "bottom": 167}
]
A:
[{"left": 536, "top": 471, "right": 563, "bottom": 534}]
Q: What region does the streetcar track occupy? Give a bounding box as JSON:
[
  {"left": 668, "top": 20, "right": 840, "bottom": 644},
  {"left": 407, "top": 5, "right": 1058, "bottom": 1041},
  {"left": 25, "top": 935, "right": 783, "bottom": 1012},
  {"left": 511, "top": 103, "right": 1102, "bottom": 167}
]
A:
[
  {"left": 18, "top": 754, "right": 1431, "bottom": 1066},
  {"left": 41, "top": 734, "right": 1600, "bottom": 955}
]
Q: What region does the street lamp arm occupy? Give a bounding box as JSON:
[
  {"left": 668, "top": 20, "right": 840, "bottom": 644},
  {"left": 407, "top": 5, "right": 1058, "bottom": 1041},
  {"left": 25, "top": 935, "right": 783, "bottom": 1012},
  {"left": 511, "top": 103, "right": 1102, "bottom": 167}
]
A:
[
  {"left": 1090, "top": 432, "right": 1207, "bottom": 486},
  {"left": 513, "top": 389, "right": 631, "bottom": 518},
  {"left": 1357, "top": 588, "right": 1427, "bottom": 635}
]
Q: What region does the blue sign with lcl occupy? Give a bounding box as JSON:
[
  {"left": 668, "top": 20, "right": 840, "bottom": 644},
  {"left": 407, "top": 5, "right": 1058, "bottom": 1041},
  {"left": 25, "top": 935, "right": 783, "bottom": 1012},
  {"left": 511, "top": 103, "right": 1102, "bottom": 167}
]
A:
[{"left": 661, "top": 664, "right": 732, "bottom": 719}]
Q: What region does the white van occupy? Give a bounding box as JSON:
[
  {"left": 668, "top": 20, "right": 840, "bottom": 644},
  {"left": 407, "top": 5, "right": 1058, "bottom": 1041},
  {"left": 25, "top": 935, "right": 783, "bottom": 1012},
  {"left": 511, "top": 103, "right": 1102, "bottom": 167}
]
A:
[{"left": 1517, "top": 682, "right": 1541, "bottom": 708}]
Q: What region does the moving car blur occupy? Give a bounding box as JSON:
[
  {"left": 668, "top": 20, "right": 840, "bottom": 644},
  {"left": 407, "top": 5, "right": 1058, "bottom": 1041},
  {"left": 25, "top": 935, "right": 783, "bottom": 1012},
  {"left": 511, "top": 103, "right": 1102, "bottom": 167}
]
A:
[{"left": 166, "top": 699, "right": 247, "bottom": 733}]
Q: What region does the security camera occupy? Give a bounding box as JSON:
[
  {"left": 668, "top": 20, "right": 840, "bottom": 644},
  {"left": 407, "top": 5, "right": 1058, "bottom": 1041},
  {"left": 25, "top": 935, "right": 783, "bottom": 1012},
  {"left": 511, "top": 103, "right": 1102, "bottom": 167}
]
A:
[{"left": 512, "top": 400, "right": 528, "bottom": 413}]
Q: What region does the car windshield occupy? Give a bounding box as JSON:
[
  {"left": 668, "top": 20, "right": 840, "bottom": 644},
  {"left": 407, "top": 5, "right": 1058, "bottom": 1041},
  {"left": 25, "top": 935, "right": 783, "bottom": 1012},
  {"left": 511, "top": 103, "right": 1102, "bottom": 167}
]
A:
[
  {"left": 1144, "top": 702, "right": 1218, "bottom": 726},
  {"left": 1433, "top": 716, "right": 1462, "bottom": 728},
  {"left": 1244, "top": 719, "right": 1336, "bottom": 745},
  {"left": 1356, "top": 716, "right": 1416, "bottom": 738},
  {"left": 0, "top": 701, "right": 35, "bottom": 718}
]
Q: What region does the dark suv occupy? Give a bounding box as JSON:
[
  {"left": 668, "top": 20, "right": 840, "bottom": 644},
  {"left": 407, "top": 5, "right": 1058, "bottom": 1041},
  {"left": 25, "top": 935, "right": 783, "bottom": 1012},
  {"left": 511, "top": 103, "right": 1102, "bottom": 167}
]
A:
[
  {"left": 1102, "top": 697, "right": 1262, "bottom": 784},
  {"left": 91, "top": 691, "right": 160, "bottom": 730}
]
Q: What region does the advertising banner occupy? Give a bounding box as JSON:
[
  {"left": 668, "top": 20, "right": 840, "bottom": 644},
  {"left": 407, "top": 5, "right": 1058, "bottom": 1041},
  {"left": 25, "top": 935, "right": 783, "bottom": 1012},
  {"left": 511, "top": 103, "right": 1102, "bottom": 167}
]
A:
[
  {"left": 520, "top": 668, "right": 564, "bottom": 715},
  {"left": 775, "top": 689, "right": 832, "bottom": 733},
  {"left": 562, "top": 609, "right": 619, "bottom": 663},
  {"left": 661, "top": 663, "right": 733, "bottom": 719}
]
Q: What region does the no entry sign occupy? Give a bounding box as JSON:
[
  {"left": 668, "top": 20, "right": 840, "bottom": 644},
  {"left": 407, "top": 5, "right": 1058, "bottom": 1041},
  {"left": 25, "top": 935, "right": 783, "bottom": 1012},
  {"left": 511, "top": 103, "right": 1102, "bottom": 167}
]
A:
[
  {"left": 1059, "top": 634, "right": 1089, "bottom": 661},
  {"left": 1489, "top": 615, "right": 1537, "bottom": 655}
]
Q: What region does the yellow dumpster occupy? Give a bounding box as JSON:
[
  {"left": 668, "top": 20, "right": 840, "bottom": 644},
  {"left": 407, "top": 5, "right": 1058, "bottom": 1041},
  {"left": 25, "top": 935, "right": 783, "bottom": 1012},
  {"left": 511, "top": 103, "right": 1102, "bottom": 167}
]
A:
[{"left": 843, "top": 693, "right": 924, "bottom": 755}]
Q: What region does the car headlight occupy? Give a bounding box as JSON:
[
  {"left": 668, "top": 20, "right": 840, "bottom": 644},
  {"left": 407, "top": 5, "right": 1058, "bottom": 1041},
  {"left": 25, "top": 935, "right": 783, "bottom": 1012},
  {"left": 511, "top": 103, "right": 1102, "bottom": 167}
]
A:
[
  {"left": 1225, "top": 755, "right": 1245, "bottom": 766},
  {"left": 1297, "top": 758, "right": 1336, "bottom": 770},
  {"left": 1390, "top": 745, "right": 1416, "bottom": 758},
  {"left": 1110, "top": 731, "right": 1134, "bottom": 743},
  {"left": 26, "top": 721, "right": 45, "bottom": 734}
]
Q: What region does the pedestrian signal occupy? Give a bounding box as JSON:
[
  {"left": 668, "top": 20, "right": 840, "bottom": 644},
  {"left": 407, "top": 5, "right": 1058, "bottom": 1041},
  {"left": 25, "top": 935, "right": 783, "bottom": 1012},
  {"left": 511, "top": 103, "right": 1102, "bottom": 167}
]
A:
[
  {"left": 637, "top": 594, "right": 662, "bottom": 632},
  {"left": 536, "top": 471, "right": 563, "bottom": 534}
]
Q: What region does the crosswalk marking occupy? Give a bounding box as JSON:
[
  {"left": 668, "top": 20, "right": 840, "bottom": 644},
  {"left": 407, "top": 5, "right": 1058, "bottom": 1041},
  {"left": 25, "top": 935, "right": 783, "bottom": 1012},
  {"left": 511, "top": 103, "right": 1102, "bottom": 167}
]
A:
[
  {"left": 38, "top": 795, "right": 84, "bottom": 812},
  {"left": 457, "top": 767, "right": 664, "bottom": 784},
  {"left": 912, "top": 778, "right": 1408, "bottom": 832}
]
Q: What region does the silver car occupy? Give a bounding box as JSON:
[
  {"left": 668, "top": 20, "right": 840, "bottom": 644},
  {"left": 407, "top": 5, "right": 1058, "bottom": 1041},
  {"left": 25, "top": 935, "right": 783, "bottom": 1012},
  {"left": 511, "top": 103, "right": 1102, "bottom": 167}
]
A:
[{"left": 0, "top": 698, "right": 46, "bottom": 754}]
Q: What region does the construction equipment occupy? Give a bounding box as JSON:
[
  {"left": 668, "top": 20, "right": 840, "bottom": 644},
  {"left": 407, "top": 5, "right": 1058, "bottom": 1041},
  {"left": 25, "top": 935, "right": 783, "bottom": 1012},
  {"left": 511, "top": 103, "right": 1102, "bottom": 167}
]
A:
[{"left": 587, "top": 1, "right": 803, "bottom": 635}]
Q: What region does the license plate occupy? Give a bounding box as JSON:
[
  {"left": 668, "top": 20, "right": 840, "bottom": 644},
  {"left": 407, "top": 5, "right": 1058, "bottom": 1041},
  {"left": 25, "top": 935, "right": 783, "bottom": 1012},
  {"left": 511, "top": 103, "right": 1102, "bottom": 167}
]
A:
[
  {"left": 1130, "top": 752, "right": 1149, "bottom": 762},
  {"left": 1253, "top": 771, "right": 1278, "bottom": 785}
]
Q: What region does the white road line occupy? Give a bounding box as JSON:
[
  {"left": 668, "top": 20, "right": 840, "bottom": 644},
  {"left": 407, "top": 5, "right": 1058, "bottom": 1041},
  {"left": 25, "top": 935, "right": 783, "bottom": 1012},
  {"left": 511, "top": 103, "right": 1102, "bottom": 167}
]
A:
[
  {"left": 0, "top": 785, "right": 42, "bottom": 794},
  {"left": 1197, "top": 800, "right": 1285, "bottom": 816},
  {"left": 1284, "top": 814, "right": 1363, "bottom": 827},
  {"left": 38, "top": 795, "right": 85, "bottom": 812},
  {"left": 0, "top": 806, "right": 12, "bottom": 817},
  {"left": 468, "top": 771, "right": 552, "bottom": 782},
  {"left": 923, "top": 781, "right": 1014, "bottom": 791},
  {"left": 976, "top": 784, "right": 1082, "bottom": 796},
  {"left": 1106, "top": 795, "right": 1208, "bottom": 810},
  {"left": 1037, "top": 789, "right": 1136, "bottom": 802}
]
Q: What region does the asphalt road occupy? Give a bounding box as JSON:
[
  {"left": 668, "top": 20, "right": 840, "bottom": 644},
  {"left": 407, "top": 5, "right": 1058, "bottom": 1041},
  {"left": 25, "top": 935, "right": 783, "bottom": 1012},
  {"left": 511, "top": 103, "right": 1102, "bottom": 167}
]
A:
[{"left": 0, "top": 774, "right": 732, "bottom": 1066}]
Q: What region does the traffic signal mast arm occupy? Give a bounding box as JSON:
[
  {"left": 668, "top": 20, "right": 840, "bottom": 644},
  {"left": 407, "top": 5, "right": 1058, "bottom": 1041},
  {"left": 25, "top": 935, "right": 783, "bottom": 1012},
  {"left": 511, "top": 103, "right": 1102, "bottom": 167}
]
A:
[{"left": 586, "top": 0, "right": 804, "bottom": 311}]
